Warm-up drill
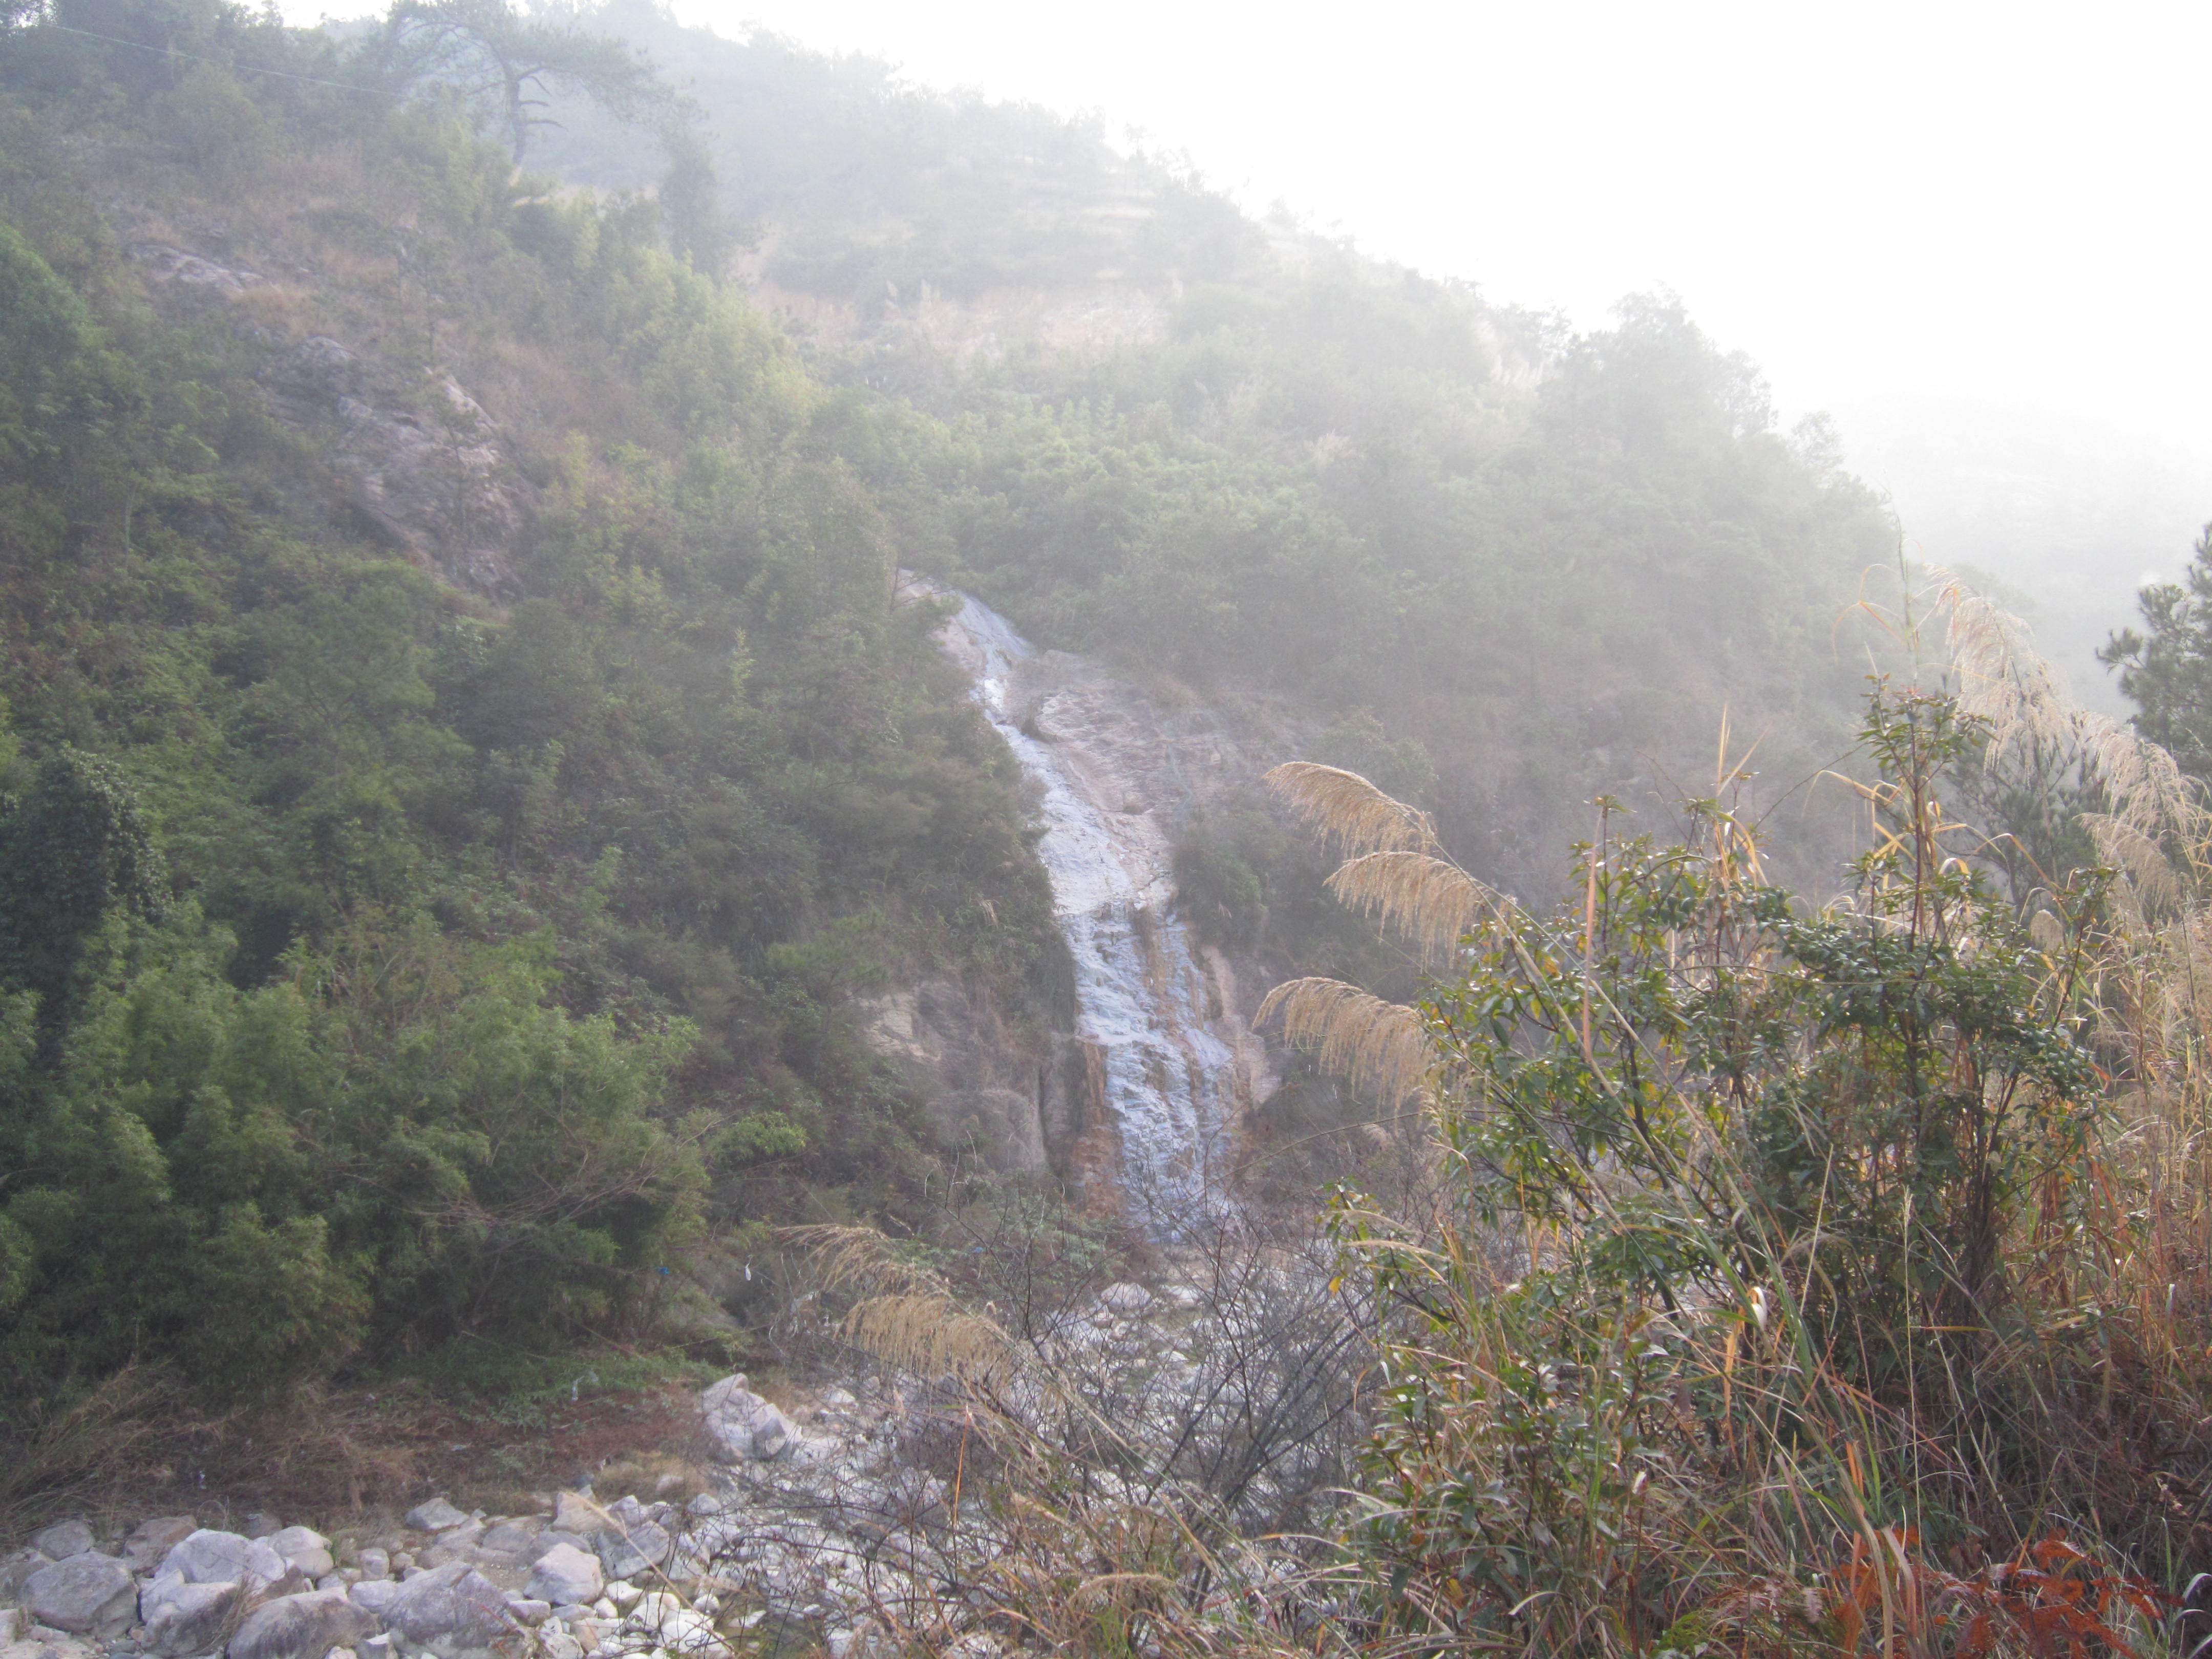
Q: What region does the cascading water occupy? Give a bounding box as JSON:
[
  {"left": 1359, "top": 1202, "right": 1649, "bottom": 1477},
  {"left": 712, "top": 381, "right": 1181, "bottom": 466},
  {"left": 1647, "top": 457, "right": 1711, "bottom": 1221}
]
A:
[{"left": 932, "top": 588, "right": 1241, "bottom": 1226}]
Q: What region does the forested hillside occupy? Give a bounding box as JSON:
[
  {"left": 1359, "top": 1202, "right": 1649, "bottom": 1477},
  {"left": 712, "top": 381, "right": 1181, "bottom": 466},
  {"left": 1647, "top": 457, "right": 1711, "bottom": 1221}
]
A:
[
  {"left": 0, "top": 2, "right": 1070, "bottom": 1414},
  {"left": 2, "top": 0, "right": 1898, "bottom": 1415},
  {"left": 541, "top": 3, "right": 1905, "bottom": 899}
]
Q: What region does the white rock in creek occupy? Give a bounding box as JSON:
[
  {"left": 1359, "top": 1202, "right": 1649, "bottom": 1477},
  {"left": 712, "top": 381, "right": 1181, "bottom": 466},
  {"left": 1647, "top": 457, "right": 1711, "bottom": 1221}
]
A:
[
  {"left": 474, "top": 1519, "right": 541, "bottom": 1558},
  {"left": 26, "top": 1551, "right": 138, "bottom": 1636},
  {"left": 28, "top": 1521, "right": 96, "bottom": 1561},
  {"left": 268, "top": 1526, "right": 334, "bottom": 1579},
  {"left": 527, "top": 1529, "right": 592, "bottom": 1564},
  {"left": 402, "top": 1499, "right": 469, "bottom": 1534},
  {"left": 699, "top": 1376, "right": 800, "bottom": 1463},
  {"left": 525, "top": 1543, "right": 603, "bottom": 1608},
  {"left": 381, "top": 1562, "right": 510, "bottom": 1659},
  {"left": 141, "top": 1577, "right": 242, "bottom": 1657},
  {"left": 624, "top": 1592, "right": 727, "bottom": 1658},
  {"left": 226, "top": 1587, "right": 374, "bottom": 1659},
  {"left": 590, "top": 1522, "right": 670, "bottom": 1582},
  {"left": 124, "top": 1517, "right": 201, "bottom": 1573},
  {"left": 159, "top": 1529, "right": 289, "bottom": 1590}
]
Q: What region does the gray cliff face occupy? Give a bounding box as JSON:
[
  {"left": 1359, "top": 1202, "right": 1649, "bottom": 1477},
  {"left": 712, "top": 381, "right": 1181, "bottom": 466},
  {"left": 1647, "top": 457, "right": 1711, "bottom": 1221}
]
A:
[
  {"left": 862, "top": 579, "right": 1281, "bottom": 1218},
  {"left": 126, "top": 239, "right": 528, "bottom": 600}
]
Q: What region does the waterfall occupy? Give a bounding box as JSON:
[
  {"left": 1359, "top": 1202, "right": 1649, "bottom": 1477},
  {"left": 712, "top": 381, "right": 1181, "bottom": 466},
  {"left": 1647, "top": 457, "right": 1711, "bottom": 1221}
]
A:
[{"left": 931, "top": 588, "right": 1241, "bottom": 1225}]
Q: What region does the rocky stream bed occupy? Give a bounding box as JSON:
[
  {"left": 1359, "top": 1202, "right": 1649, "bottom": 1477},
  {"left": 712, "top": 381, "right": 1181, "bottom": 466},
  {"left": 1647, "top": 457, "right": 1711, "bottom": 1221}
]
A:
[{"left": 0, "top": 1371, "right": 999, "bottom": 1659}]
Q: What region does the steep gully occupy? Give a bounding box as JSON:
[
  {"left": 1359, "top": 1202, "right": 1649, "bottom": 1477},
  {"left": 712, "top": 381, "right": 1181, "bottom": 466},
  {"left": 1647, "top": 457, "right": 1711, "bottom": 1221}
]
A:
[{"left": 904, "top": 577, "right": 1273, "bottom": 1228}]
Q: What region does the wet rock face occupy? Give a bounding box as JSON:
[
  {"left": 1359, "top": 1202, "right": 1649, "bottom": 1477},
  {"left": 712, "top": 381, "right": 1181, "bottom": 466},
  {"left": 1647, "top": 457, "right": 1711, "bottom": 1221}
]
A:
[{"left": 913, "top": 583, "right": 1284, "bottom": 1222}]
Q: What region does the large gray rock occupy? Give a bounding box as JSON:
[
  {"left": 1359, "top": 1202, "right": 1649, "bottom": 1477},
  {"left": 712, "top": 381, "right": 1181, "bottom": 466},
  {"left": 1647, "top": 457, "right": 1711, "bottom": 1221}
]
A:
[
  {"left": 266, "top": 1527, "right": 333, "bottom": 1579},
  {"left": 523, "top": 1544, "right": 601, "bottom": 1608},
  {"left": 473, "top": 1520, "right": 541, "bottom": 1560},
  {"left": 159, "top": 1529, "right": 289, "bottom": 1590},
  {"left": 141, "top": 1577, "right": 244, "bottom": 1657},
  {"left": 590, "top": 1522, "right": 669, "bottom": 1582},
  {"left": 28, "top": 1521, "right": 96, "bottom": 1560},
  {"left": 381, "top": 1562, "right": 510, "bottom": 1659},
  {"left": 348, "top": 1580, "right": 403, "bottom": 1620},
  {"left": 402, "top": 1499, "right": 469, "bottom": 1534},
  {"left": 124, "top": 1517, "right": 202, "bottom": 1573},
  {"left": 525, "top": 1530, "right": 591, "bottom": 1565},
  {"left": 227, "top": 1587, "right": 374, "bottom": 1659},
  {"left": 700, "top": 1376, "right": 801, "bottom": 1463},
  {"left": 26, "top": 1550, "right": 137, "bottom": 1636}
]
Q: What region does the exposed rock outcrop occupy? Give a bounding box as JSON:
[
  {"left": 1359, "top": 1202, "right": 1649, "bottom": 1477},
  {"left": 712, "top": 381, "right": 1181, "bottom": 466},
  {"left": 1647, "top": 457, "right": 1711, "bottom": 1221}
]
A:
[
  {"left": 892, "top": 579, "right": 1284, "bottom": 1221},
  {"left": 124, "top": 242, "right": 529, "bottom": 601}
]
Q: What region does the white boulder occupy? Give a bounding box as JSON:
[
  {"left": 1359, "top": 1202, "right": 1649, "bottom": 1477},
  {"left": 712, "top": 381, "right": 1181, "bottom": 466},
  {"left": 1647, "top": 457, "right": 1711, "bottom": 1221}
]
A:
[{"left": 26, "top": 1551, "right": 138, "bottom": 1636}]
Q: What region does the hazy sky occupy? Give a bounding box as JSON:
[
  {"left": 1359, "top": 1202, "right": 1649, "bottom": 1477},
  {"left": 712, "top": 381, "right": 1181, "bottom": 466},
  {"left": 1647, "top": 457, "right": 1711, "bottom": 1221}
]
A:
[{"left": 641, "top": 0, "right": 2210, "bottom": 457}]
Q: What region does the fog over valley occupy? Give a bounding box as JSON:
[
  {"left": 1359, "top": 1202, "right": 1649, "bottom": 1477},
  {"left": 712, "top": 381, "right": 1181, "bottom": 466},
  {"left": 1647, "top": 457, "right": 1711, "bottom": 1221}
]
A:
[{"left": 7, "top": 4, "right": 2212, "bottom": 1652}]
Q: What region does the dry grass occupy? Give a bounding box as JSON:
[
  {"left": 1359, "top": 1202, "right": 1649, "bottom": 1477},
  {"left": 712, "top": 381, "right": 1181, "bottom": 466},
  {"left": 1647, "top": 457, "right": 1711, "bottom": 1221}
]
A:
[
  {"left": 1263, "top": 762, "right": 1441, "bottom": 857},
  {"left": 1323, "top": 850, "right": 1501, "bottom": 961},
  {"left": 1253, "top": 977, "right": 1433, "bottom": 1113}
]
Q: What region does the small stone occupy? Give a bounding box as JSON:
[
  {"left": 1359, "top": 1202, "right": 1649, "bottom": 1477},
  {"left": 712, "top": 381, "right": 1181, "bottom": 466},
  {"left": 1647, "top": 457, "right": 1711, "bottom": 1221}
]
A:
[
  {"left": 316, "top": 1574, "right": 347, "bottom": 1593},
  {"left": 329, "top": 1649, "right": 357, "bottom": 1659},
  {"left": 551, "top": 1495, "right": 601, "bottom": 1536},
  {"left": 541, "top": 1635, "right": 583, "bottom": 1659},
  {"left": 268, "top": 1529, "right": 333, "bottom": 1580},
  {"left": 380, "top": 1562, "right": 509, "bottom": 1659},
  {"left": 29, "top": 1523, "right": 96, "bottom": 1561},
  {"left": 0, "top": 1608, "right": 20, "bottom": 1645},
  {"left": 401, "top": 1500, "right": 468, "bottom": 1535},
  {"left": 525, "top": 1545, "right": 602, "bottom": 1610},
  {"left": 590, "top": 1523, "right": 669, "bottom": 1584},
  {"left": 389, "top": 1554, "right": 415, "bottom": 1574},
  {"left": 473, "top": 1521, "right": 540, "bottom": 1559},
  {"left": 502, "top": 1599, "right": 550, "bottom": 1626},
  {"left": 241, "top": 1515, "right": 283, "bottom": 1542},
  {"left": 353, "top": 1548, "right": 389, "bottom": 1583},
  {"left": 140, "top": 1576, "right": 243, "bottom": 1657},
  {"left": 526, "top": 1532, "right": 591, "bottom": 1565},
  {"left": 122, "top": 1520, "right": 199, "bottom": 1576},
  {"left": 225, "top": 1588, "right": 372, "bottom": 1659},
  {"left": 26, "top": 1553, "right": 137, "bottom": 1637},
  {"left": 157, "top": 1532, "right": 287, "bottom": 1592}
]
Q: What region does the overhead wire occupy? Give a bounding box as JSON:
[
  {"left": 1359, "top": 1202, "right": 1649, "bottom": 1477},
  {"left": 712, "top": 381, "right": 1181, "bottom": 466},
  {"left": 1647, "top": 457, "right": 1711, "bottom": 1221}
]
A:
[{"left": 25, "top": 18, "right": 394, "bottom": 96}]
